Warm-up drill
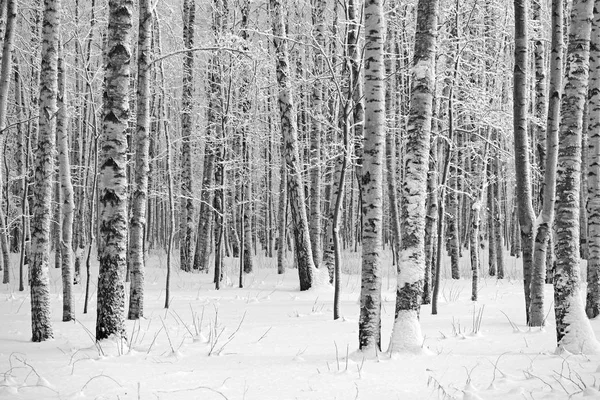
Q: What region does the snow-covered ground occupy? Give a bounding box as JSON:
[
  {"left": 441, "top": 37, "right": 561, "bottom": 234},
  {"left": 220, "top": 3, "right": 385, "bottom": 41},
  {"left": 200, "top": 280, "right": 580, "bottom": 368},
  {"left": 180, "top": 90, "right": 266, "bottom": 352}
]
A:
[{"left": 1, "top": 249, "right": 600, "bottom": 399}]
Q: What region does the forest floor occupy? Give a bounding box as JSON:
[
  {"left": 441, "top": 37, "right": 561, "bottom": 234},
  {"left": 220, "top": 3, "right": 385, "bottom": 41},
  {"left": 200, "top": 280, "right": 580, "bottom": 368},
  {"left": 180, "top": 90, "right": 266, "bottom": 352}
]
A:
[{"left": 1, "top": 248, "right": 600, "bottom": 399}]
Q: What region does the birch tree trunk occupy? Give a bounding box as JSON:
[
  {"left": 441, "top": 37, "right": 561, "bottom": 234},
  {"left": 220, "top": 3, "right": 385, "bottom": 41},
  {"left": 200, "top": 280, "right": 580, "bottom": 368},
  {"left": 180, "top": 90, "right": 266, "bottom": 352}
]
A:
[
  {"left": 385, "top": 24, "right": 401, "bottom": 269},
  {"left": 533, "top": 0, "right": 548, "bottom": 203},
  {"left": 30, "top": 0, "right": 59, "bottom": 342},
  {"left": 530, "top": 0, "right": 563, "bottom": 326},
  {"left": 277, "top": 148, "right": 287, "bottom": 275},
  {"left": 269, "top": 0, "right": 314, "bottom": 290},
  {"left": 554, "top": 0, "right": 600, "bottom": 354},
  {"left": 193, "top": 151, "right": 214, "bottom": 272},
  {"left": 96, "top": 0, "right": 133, "bottom": 341},
  {"left": 179, "top": 0, "right": 195, "bottom": 272},
  {"left": 240, "top": 0, "right": 254, "bottom": 274},
  {"left": 0, "top": 0, "right": 16, "bottom": 283},
  {"left": 57, "top": 42, "right": 74, "bottom": 322},
  {"left": 513, "top": 0, "right": 536, "bottom": 324},
  {"left": 309, "top": 0, "right": 325, "bottom": 269},
  {"left": 128, "top": 0, "right": 151, "bottom": 320},
  {"left": 587, "top": 1, "right": 600, "bottom": 319},
  {"left": 358, "top": 0, "right": 385, "bottom": 354},
  {"left": 389, "top": 0, "right": 439, "bottom": 355}
]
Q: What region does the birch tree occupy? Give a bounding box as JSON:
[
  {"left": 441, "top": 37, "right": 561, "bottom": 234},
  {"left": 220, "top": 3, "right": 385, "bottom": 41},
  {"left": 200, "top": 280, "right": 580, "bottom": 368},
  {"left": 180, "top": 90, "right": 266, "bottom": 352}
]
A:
[
  {"left": 530, "top": 0, "right": 563, "bottom": 326},
  {"left": 57, "top": 41, "right": 74, "bottom": 322},
  {"left": 0, "top": 0, "right": 16, "bottom": 284},
  {"left": 513, "top": 0, "right": 536, "bottom": 324},
  {"left": 389, "top": 0, "right": 439, "bottom": 354},
  {"left": 309, "top": 0, "right": 325, "bottom": 269},
  {"left": 30, "top": 0, "right": 60, "bottom": 341},
  {"left": 358, "top": 0, "right": 385, "bottom": 353},
  {"left": 128, "top": 0, "right": 152, "bottom": 319},
  {"left": 96, "top": 0, "right": 133, "bottom": 340},
  {"left": 179, "top": 0, "right": 195, "bottom": 272},
  {"left": 269, "top": 0, "right": 314, "bottom": 290},
  {"left": 554, "top": 0, "right": 600, "bottom": 354}
]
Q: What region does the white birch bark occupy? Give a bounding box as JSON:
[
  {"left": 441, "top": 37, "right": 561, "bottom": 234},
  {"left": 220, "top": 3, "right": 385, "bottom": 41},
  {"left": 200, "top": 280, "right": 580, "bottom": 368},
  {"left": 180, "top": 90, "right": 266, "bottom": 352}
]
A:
[
  {"left": 96, "top": 0, "right": 133, "bottom": 340},
  {"left": 358, "top": 0, "right": 385, "bottom": 354},
  {"left": 389, "top": 0, "right": 439, "bottom": 355},
  {"left": 269, "top": 0, "right": 314, "bottom": 290},
  {"left": 0, "top": 0, "right": 15, "bottom": 284},
  {"left": 554, "top": 0, "right": 600, "bottom": 354},
  {"left": 57, "top": 42, "right": 74, "bottom": 322},
  {"left": 128, "top": 0, "right": 151, "bottom": 319},
  {"left": 513, "top": 0, "right": 536, "bottom": 324},
  {"left": 587, "top": 1, "right": 600, "bottom": 319},
  {"left": 179, "top": 0, "right": 195, "bottom": 272},
  {"left": 530, "top": 0, "right": 563, "bottom": 326},
  {"left": 30, "top": 0, "right": 60, "bottom": 342}
]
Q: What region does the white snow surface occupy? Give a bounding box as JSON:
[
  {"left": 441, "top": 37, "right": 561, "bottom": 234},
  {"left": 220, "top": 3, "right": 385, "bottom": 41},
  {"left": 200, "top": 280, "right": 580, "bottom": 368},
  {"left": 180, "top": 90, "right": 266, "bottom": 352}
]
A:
[{"left": 2, "top": 250, "right": 600, "bottom": 399}]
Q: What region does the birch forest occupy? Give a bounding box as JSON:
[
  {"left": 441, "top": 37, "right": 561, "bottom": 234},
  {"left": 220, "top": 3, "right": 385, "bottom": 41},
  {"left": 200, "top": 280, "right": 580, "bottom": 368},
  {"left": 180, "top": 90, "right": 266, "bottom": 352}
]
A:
[{"left": 4, "top": 0, "right": 600, "bottom": 398}]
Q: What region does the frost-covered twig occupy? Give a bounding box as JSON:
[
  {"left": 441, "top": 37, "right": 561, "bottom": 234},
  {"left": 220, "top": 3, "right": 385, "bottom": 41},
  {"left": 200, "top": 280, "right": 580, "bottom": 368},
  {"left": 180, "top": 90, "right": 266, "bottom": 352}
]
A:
[
  {"left": 81, "top": 373, "right": 123, "bottom": 392},
  {"left": 498, "top": 310, "right": 521, "bottom": 332},
  {"left": 427, "top": 374, "right": 457, "bottom": 400},
  {"left": 159, "top": 316, "right": 176, "bottom": 354},
  {"left": 156, "top": 385, "right": 229, "bottom": 399},
  {"left": 257, "top": 326, "right": 272, "bottom": 342}
]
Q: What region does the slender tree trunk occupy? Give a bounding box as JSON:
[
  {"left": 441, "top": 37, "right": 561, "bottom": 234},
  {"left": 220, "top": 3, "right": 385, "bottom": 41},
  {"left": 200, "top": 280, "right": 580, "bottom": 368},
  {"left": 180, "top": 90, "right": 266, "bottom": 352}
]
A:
[
  {"left": 308, "top": 0, "right": 325, "bottom": 269},
  {"left": 0, "top": 0, "right": 15, "bottom": 282},
  {"left": 389, "top": 0, "right": 439, "bottom": 354},
  {"left": 277, "top": 146, "right": 287, "bottom": 275},
  {"left": 193, "top": 150, "right": 214, "bottom": 272},
  {"left": 96, "top": 0, "right": 133, "bottom": 341},
  {"left": 487, "top": 161, "right": 497, "bottom": 277},
  {"left": 494, "top": 141, "right": 505, "bottom": 279},
  {"left": 533, "top": 0, "right": 548, "bottom": 206},
  {"left": 179, "top": 0, "right": 195, "bottom": 272},
  {"left": 30, "top": 0, "right": 60, "bottom": 342},
  {"left": 57, "top": 42, "right": 74, "bottom": 322},
  {"left": 554, "top": 0, "right": 599, "bottom": 353},
  {"left": 358, "top": 0, "right": 385, "bottom": 354},
  {"left": 385, "top": 16, "right": 401, "bottom": 273},
  {"left": 530, "top": 0, "right": 563, "bottom": 326},
  {"left": 423, "top": 131, "right": 438, "bottom": 304},
  {"left": 128, "top": 0, "right": 151, "bottom": 320},
  {"left": 513, "top": 0, "right": 536, "bottom": 324},
  {"left": 269, "top": 0, "right": 314, "bottom": 290}
]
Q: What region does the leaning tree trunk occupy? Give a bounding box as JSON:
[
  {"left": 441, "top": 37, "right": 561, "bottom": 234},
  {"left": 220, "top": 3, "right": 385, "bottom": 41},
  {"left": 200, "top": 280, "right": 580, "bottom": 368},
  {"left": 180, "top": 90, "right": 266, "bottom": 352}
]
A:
[
  {"left": 389, "top": 0, "right": 439, "bottom": 355},
  {"left": 358, "top": 0, "right": 385, "bottom": 354},
  {"left": 30, "top": 0, "right": 59, "bottom": 342},
  {"left": 587, "top": 1, "right": 600, "bottom": 319},
  {"left": 57, "top": 41, "right": 74, "bottom": 322},
  {"left": 269, "top": 0, "right": 314, "bottom": 290},
  {"left": 96, "top": 0, "right": 133, "bottom": 341},
  {"left": 128, "top": 0, "right": 151, "bottom": 320},
  {"left": 513, "top": 0, "right": 536, "bottom": 325},
  {"left": 0, "top": 0, "right": 16, "bottom": 284},
  {"left": 554, "top": 0, "right": 600, "bottom": 354},
  {"left": 530, "top": 0, "right": 563, "bottom": 326}
]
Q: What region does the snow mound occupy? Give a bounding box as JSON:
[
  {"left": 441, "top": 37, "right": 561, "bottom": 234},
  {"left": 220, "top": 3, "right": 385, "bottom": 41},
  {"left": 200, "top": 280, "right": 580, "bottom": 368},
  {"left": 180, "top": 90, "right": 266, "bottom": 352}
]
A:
[
  {"left": 309, "top": 266, "right": 333, "bottom": 291},
  {"left": 559, "top": 289, "right": 600, "bottom": 355},
  {"left": 388, "top": 310, "right": 426, "bottom": 354}
]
